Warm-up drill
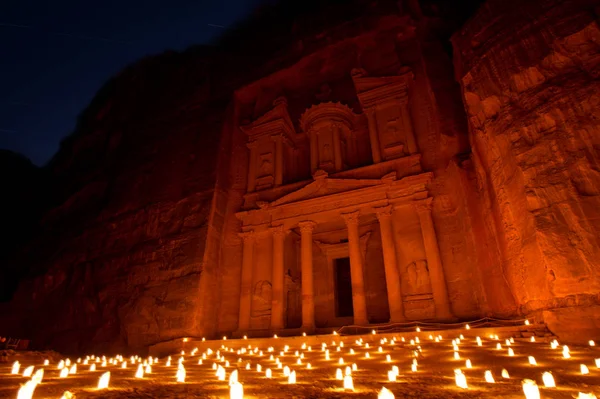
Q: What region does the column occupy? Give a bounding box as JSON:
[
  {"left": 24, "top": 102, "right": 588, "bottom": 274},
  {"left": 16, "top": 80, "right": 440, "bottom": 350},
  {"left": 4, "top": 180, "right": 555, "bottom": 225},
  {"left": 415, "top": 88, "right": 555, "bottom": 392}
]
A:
[
  {"left": 414, "top": 198, "right": 454, "bottom": 320},
  {"left": 365, "top": 109, "right": 382, "bottom": 163},
  {"left": 272, "top": 135, "right": 284, "bottom": 186},
  {"left": 332, "top": 124, "right": 343, "bottom": 171},
  {"left": 298, "top": 221, "right": 316, "bottom": 331},
  {"left": 399, "top": 101, "right": 418, "bottom": 154},
  {"left": 309, "top": 130, "right": 318, "bottom": 173},
  {"left": 375, "top": 205, "right": 406, "bottom": 323},
  {"left": 238, "top": 231, "right": 255, "bottom": 332},
  {"left": 270, "top": 225, "right": 286, "bottom": 330},
  {"left": 246, "top": 141, "right": 258, "bottom": 193},
  {"left": 341, "top": 211, "right": 369, "bottom": 325}
]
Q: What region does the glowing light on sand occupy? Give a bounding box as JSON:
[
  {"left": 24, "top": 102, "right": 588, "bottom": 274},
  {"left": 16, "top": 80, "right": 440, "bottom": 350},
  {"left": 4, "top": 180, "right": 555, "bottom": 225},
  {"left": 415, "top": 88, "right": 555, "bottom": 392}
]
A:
[
  {"left": 580, "top": 364, "right": 589, "bottom": 375},
  {"left": 476, "top": 336, "right": 482, "bottom": 346},
  {"left": 525, "top": 320, "right": 530, "bottom": 325},
  {"left": 97, "top": 371, "right": 110, "bottom": 389},
  {"left": 284, "top": 366, "right": 290, "bottom": 377},
  {"left": 135, "top": 364, "right": 144, "bottom": 378},
  {"left": 508, "top": 348, "right": 515, "bottom": 356},
  {"left": 454, "top": 369, "right": 467, "bottom": 389},
  {"left": 339, "top": 357, "right": 345, "bottom": 365},
  {"left": 411, "top": 363, "right": 417, "bottom": 372},
  {"left": 453, "top": 352, "right": 460, "bottom": 360},
  {"left": 11, "top": 361, "right": 20, "bottom": 375},
  {"left": 90, "top": 364, "right": 96, "bottom": 371},
  {"left": 352, "top": 363, "right": 357, "bottom": 371},
  {"left": 542, "top": 371, "right": 555, "bottom": 387},
  {"left": 563, "top": 346, "right": 571, "bottom": 359},
  {"left": 465, "top": 359, "right": 472, "bottom": 369},
  {"left": 16, "top": 380, "right": 37, "bottom": 399},
  {"left": 343, "top": 375, "right": 354, "bottom": 390},
  {"left": 307, "top": 363, "right": 312, "bottom": 369},
  {"left": 43, "top": 359, "right": 49, "bottom": 366},
  {"left": 69, "top": 364, "right": 76, "bottom": 374},
  {"left": 589, "top": 340, "right": 595, "bottom": 347},
  {"left": 465, "top": 324, "right": 470, "bottom": 330},
  {"left": 336, "top": 368, "right": 343, "bottom": 380},
  {"left": 484, "top": 370, "right": 495, "bottom": 383},
  {"left": 145, "top": 364, "right": 152, "bottom": 374},
  {"left": 522, "top": 379, "right": 540, "bottom": 399},
  {"left": 577, "top": 393, "right": 597, "bottom": 399},
  {"left": 378, "top": 387, "right": 395, "bottom": 399},
  {"left": 595, "top": 358, "right": 600, "bottom": 368},
  {"left": 59, "top": 368, "right": 69, "bottom": 378},
  {"left": 288, "top": 370, "right": 296, "bottom": 384},
  {"left": 530, "top": 336, "right": 536, "bottom": 342},
  {"left": 502, "top": 368, "right": 510, "bottom": 378},
  {"left": 265, "top": 368, "right": 272, "bottom": 378}
]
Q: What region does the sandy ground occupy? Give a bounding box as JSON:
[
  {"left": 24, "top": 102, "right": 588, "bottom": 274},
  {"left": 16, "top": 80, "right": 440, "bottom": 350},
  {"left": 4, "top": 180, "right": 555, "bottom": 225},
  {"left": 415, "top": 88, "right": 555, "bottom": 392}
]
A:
[{"left": 1, "top": 332, "right": 599, "bottom": 398}]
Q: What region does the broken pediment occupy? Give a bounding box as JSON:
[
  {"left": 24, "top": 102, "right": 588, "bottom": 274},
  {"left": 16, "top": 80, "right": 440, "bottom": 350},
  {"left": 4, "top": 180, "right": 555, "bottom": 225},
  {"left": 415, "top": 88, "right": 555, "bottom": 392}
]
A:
[
  {"left": 351, "top": 67, "right": 414, "bottom": 109},
  {"left": 268, "top": 172, "right": 396, "bottom": 207}
]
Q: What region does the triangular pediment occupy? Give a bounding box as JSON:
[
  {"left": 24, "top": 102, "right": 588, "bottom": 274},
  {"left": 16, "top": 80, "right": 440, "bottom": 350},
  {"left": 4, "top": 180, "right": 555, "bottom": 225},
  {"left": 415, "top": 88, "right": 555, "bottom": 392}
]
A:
[
  {"left": 240, "top": 97, "right": 296, "bottom": 138},
  {"left": 269, "top": 175, "right": 390, "bottom": 207}
]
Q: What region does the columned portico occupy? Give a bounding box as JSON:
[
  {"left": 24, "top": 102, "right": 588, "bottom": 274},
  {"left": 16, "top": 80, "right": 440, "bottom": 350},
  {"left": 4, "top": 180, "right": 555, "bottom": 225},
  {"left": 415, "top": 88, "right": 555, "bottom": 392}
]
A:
[
  {"left": 414, "top": 198, "right": 454, "bottom": 320},
  {"left": 375, "top": 205, "right": 406, "bottom": 322},
  {"left": 298, "top": 221, "right": 317, "bottom": 331},
  {"left": 341, "top": 211, "right": 369, "bottom": 325},
  {"left": 270, "top": 225, "right": 287, "bottom": 330},
  {"left": 238, "top": 231, "right": 255, "bottom": 331}
]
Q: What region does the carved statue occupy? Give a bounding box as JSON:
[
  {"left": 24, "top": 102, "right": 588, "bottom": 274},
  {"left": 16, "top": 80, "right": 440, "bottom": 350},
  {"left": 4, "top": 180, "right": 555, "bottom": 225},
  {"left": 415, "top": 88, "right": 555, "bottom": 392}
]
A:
[
  {"left": 251, "top": 280, "right": 272, "bottom": 318},
  {"left": 406, "top": 259, "right": 432, "bottom": 296}
]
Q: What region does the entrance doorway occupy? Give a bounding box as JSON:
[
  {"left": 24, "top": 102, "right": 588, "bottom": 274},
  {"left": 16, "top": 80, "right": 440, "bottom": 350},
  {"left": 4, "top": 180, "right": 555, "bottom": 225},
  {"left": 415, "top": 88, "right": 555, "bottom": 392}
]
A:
[{"left": 334, "top": 257, "right": 353, "bottom": 317}]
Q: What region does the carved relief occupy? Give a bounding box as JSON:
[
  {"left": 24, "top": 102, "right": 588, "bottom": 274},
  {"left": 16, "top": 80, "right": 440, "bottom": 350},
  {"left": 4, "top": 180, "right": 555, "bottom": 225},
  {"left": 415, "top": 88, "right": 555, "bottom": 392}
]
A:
[
  {"left": 352, "top": 68, "right": 418, "bottom": 162},
  {"left": 251, "top": 280, "right": 272, "bottom": 318},
  {"left": 406, "top": 259, "right": 432, "bottom": 296}
]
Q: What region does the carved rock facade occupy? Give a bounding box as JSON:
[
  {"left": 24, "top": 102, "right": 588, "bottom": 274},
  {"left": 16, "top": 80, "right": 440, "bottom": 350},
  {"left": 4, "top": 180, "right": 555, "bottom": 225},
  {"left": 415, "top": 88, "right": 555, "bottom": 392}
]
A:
[{"left": 1, "top": 0, "right": 599, "bottom": 352}]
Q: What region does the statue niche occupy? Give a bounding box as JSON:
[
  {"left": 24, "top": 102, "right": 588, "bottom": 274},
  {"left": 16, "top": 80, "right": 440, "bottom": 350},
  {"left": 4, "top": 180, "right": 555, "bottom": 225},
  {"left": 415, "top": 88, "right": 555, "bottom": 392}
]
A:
[
  {"left": 251, "top": 280, "right": 272, "bottom": 319},
  {"left": 406, "top": 259, "right": 432, "bottom": 296},
  {"left": 403, "top": 259, "right": 435, "bottom": 320},
  {"left": 300, "top": 102, "right": 356, "bottom": 174}
]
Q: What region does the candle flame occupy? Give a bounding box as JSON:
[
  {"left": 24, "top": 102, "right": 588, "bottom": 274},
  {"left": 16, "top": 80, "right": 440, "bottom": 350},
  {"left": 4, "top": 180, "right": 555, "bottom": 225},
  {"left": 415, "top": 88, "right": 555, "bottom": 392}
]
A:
[
  {"left": 16, "top": 380, "right": 37, "bottom": 399},
  {"left": 542, "top": 371, "right": 555, "bottom": 387},
  {"left": 343, "top": 375, "right": 354, "bottom": 391},
  {"left": 484, "top": 370, "right": 495, "bottom": 383},
  {"left": 454, "top": 369, "right": 468, "bottom": 389}
]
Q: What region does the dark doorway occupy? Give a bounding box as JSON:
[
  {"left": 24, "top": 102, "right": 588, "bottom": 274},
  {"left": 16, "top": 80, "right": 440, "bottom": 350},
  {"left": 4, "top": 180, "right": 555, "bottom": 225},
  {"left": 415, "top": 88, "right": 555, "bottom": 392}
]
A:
[{"left": 334, "top": 257, "right": 353, "bottom": 317}]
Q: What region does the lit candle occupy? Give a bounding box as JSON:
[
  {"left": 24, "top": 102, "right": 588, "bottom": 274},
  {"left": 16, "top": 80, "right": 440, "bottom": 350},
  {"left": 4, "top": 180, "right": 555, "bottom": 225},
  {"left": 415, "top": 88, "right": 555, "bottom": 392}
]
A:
[
  {"left": 336, "top": 368, "right": 343, "bottom": 380},
  {"left": 522, "top": 379, "right": 540, "bottom": 399},
  {"left": 16, "top": 380, "right": 37, "bottom": 399},
  {"left": 176, "top": 365, "right": 186, "bottom": 382},
  {"left": 266, "top": 368, "right": 272, "bottom": 378},
  {"left": 502, "top": 368, "right": 510, "bottom": 378},
  {"left": 484, "top": 370, "right": 494, "bottom": 383},
  {"left": 528, "top": 356, "right": 537, "bottom": 365},
  {"left": 378, "top": 387, "right": 395, "bottom": 399},
  {"left": 580, "top": 364, "right": 590, "bottom": 375},
  {"left": 97, "top": 371, "right": 110, "bottom": 389},
  {"left": 387, "top": 370, "right": 397, "bottom": 382},
  {"left": 135, "top": 364, "right": 144, "bottom": 378},
  {"left": 465, "top": 359, "right": 472, "bottom": 369},
  {"left": 508, "top": 348, "right": 515, "bottom": 356},
  {"left": 22, "top": 366, "right": 34, "bottom": 377},
  {"left": 454, "top": 369, "right": 468, "bottom": 389},
  {"left": 59, "top": 368, "right": 69, "bottom": 378},
  {"left": 343, "top": 375, "right": 354, "bottom": 391},
  {"left": 230, "top": 381, "right": 243, "bottom": 399},
  {"left": 542, "top": 371, "right": 555, "bottom": 387},
  {"left": 288, "top": 370, "right": 296, "bottom": 384}
]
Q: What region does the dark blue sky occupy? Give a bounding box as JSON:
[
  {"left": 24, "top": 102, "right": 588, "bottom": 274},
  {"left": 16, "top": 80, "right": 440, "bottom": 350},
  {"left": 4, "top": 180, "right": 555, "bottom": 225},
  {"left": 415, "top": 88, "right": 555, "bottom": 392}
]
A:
[{"left": 0, "top": 0, "right": 263, "bottom": 166}]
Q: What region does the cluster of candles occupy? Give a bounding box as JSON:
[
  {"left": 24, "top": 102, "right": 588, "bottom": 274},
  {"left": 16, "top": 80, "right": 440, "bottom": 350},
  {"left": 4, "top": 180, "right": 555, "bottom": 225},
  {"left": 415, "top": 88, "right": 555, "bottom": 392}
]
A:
[{"left": 6, "top": 322, "right": 600, "bottom": 398}]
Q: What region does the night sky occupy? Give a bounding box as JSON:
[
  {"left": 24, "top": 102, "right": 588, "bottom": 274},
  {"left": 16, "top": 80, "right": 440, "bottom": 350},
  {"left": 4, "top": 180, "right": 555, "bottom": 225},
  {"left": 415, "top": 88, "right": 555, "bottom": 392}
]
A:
[{"left": 0, "top": 0, "right": 264, "bottom": 166}]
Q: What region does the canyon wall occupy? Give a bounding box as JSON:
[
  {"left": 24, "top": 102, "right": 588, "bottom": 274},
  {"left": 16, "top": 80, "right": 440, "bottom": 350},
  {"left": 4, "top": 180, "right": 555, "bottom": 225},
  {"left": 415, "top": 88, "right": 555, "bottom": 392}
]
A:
[{"left": 453, "top": 0, "right": 600, "bottom": 342}]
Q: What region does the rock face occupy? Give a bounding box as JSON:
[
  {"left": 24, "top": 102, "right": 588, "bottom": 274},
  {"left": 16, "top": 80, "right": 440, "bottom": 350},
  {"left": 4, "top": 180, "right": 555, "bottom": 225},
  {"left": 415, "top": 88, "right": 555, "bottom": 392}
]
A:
[
  {"left": 1, "top": 0, "right": 599, "bottom": 353},
  {"left": 452, "top": 0, "right": 600, "bottom": 340}
]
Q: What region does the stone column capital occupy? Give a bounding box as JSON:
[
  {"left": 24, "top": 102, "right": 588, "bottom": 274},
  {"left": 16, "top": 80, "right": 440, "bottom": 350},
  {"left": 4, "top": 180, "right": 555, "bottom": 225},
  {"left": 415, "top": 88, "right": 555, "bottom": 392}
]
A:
[
  {"left": 269, "top": 224, "right": 288, "bottom": 237},
  {"left": 298, "top": 221, "right": 316, "bottom": 234},
  {"left": 341, "top": 210, "right": 360, "bottom": 226},
  {"left": 238, "top": 230, "right": 255, "bottom": 242},
  {"left": 413, "top": 198, "right": 433, "bottom": 214},
  {"left": 374, "top": 205, "right": 394, "bottom": 220}
]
